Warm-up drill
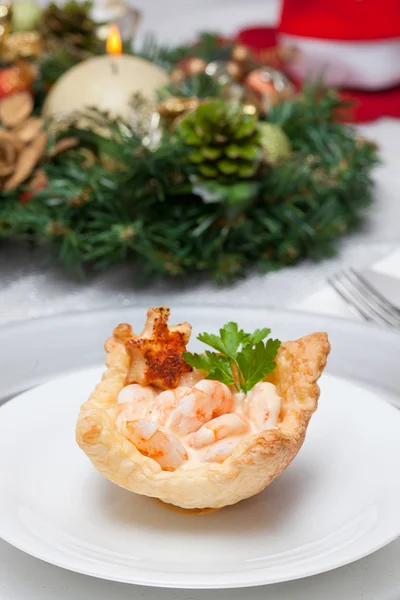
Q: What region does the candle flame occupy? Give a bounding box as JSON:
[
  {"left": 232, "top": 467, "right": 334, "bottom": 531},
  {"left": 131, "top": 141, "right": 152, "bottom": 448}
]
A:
[{"left": 106, "top": 24, "right": 122, "bottom": 56}]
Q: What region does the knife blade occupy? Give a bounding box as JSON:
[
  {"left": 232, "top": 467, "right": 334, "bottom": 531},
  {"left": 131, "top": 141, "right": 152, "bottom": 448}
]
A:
[{"left": 359, "top": 269, "right": 400, "bottom": 311}]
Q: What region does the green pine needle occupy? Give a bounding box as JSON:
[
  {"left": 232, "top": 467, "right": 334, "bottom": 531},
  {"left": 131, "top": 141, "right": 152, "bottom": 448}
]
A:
[{"left": 0, "top": 43, "right": 379, "bottom": 285}]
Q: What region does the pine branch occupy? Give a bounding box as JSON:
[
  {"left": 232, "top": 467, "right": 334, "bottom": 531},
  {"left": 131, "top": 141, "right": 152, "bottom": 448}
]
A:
[
  {"left": 0, "top": 64, "right": 379, "bottom": 284},
  {"left": 134, "top": 34, "right": 193, "bottom": 71}
]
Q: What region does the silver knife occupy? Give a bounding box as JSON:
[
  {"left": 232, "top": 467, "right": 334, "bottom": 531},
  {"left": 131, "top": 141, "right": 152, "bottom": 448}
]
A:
[{"left": 359, "top": 269, "right": 400, "bottom": 311}]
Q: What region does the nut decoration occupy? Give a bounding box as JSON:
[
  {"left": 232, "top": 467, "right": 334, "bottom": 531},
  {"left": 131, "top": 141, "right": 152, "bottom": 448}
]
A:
[
  {"left": 0, "top": 30, "right": 44, "bottom": 62},
  {"left": 0, "top": 91, "right": 46, "bottom": 191},
  {"left": 156, "top": 96, "right": 199, "bottom": 129}
]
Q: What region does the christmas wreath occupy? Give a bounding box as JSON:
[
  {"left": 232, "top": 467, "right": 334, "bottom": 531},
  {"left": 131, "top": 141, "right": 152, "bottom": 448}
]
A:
[{"left": 0, "top": 2, "right": 378, "bottom": 283}]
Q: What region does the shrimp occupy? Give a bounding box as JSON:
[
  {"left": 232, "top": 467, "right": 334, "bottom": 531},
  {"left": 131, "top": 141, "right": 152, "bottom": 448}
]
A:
[
  {"left": 151, "top": 387, "right": 191, "bottom": 425},
  {"left": 189, "top": 414, "right": 249, "bottom": 449},
  {"left": 118, "top": 418, "right": 188, "bottom": 471},
  {"left": 115, "top": 384, "right": 157, "bottom": 428},
  {"left": 193, "top": 380, "right": 234, "bottom": 417},
  {"left": 117, "top": 383, "right": 157, "bottom": 405},
  {"left": 201, "top": 438, "right": 241, "bottom": 464},
  {"left": 168, "top": 381, "right": 234, "bottom": 436},
  {"left": 167, "top": 388, "right": 211, "bottom": 436},
  {"left": 244, "top": 382, "right": 282, "bottom": 430}
]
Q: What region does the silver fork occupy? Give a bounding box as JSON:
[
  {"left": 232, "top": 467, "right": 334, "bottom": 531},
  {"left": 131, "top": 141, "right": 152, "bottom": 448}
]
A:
[{"left": 329, "top": 268, "right": 400, "bottom": 328}]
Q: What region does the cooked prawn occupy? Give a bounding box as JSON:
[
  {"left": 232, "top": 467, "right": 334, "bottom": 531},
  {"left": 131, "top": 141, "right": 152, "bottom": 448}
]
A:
[
  {"left": 244, "top": 382, "right": 282, "bottom": 430},
  {"left": 115, "top": 384, "right": 157, "bottom": 427},
  {"left": 167, "top": 381, "right": 234, "bottom": 436},
  {"left": 189, "top": 413, "right": 249, "bottom": 449},
  {"left": 167, "top": 388, "right": 211, "bottom": 436},
  {"left": 201, "top": 438, "right": 242, "bottom": 463},
  {"left": 193, "top": 380, "right": 234, "bottom": 416},
  {"left": 117, "top": 383, "right": 157, "bottom": 405},
  {"left": 118, "top": 418, "right": 188, "bottom": 471},
  {"left": 151, "top": 386, "right": 191, "bottom": 425}
]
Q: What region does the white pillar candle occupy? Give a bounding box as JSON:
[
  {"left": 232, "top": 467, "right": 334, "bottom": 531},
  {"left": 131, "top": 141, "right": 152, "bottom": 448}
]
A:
[{"left": 43, "top": 54, "right": 169, "bottom": 121}]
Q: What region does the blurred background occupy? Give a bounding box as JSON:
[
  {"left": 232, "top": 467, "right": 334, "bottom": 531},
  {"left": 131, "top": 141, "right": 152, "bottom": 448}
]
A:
[{"left": 0, "top": 0, "right": 399, "bottom": 324}]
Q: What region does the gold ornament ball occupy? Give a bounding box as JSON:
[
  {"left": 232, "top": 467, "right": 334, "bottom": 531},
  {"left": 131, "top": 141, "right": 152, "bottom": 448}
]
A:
[
  {"left": 42, "top": 55, "right": 169, "bottom": 123},
  {"left": 170, "top": 67, "right": 185, "bottom": 84},
  {"left": 157, "top": 96, "right": 199, "bottom": 130},
  {"left": 226, "top": 60, "right": 245, "bottom": 81},
  {"left": 185, "top": 57, "right": 207, "bottom": 76},
  {"left": 231, "top": 43, "right": 252, "bottom": 63},
  {"left": 0, "top": 0, "right": 12, "bottom": 41},
  {"left": 157, "top": 97, "right": 198, "bottom": 120}
]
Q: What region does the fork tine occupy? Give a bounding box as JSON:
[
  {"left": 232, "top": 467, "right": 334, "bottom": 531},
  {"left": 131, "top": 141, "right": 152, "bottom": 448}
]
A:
[
  {"left": 342, "top": 271, "right": 400, "bottom": 327},
  {"left": 329, "top": 274, "right": 392, "bottom": 325},
  {"left": 329, "top": 272, "right": 400, "bottom": 328},
  {"left": 341, "top": 272, "right": 400, "bottom": 327},
  {"left": 350, "top": 269, "right": 400, "bottom": 319}
]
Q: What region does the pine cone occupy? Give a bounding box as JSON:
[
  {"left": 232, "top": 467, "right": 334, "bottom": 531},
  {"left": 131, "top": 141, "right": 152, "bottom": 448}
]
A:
[
  {"left": 177, "top": 99, "right": 261, "bottom": 182},
  {"left": 42, "top": 1, "right": 99, "bottom": 55}
]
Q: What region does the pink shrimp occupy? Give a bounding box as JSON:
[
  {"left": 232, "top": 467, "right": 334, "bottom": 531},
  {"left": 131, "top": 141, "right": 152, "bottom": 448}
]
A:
[
  {"left": 189, "top": 413, "right": 249, "bottom": 449},
  {"left": 151, "top": 387, "right": 191, "bottom": 425},
  {"left": 193, "top": 380, "right": 234, "bottom": 416},
  {"left": 201, "top": 438, "right": 241, "bottom": 463},
  {"left": 118, "top": 418, "right": 188, "bottom": 471},
  {"left": 115, "top": 384, "right": 157, "bottom": 428},
  {"left": 168, "top": 381, "right": 234, "bottom": 436},
  {"left": 244, "top": 382, "right": 281, "bottom": 430}
]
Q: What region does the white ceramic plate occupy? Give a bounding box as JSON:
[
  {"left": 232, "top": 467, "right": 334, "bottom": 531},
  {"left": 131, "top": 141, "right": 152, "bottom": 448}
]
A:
[{"left": 1, "top": 307, "right": 400, "bottom": 588}]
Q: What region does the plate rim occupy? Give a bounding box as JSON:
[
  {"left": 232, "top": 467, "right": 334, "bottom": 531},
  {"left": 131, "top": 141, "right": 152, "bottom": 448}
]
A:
[
  {"left": 1, "top": 302, "right": 400, "bottom": 337},
  {"left": 0, "top": 525, "right": 399, "bottom": 589},
  {"left": 1, "top": 304, "right": 400, "bottom": 406}
]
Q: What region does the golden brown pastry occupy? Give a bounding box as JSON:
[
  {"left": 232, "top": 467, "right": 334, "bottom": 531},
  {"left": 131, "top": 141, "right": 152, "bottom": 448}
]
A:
[{"left": 76, "top": 307, "right": 330, "bottom": 509}]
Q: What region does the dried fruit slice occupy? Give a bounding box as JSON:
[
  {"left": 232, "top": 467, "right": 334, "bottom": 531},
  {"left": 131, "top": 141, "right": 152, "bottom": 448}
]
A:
[
  {"left": 13, "top": 117, "right": 44, "bottom": 143},
  {"left": 50, "top": 136, "right": 79, "bottom": 157},
  {"left": 0, "top": 92, "right": 34, "bottom": 128},
  {"left": 0, "top": 129, "right": 24, "bottom": 152},
  {"left": 4, "top": 131, "right": 47, "bottom": 191}
]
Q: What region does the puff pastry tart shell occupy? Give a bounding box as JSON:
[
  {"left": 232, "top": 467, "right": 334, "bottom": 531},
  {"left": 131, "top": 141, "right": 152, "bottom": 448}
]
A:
[{"left": 76, "top": 325, "right": 330, "bottom": 509}]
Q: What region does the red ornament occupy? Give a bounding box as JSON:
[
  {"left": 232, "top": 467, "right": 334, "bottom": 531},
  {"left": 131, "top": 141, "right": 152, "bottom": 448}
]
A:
[
  {"left": 245, "top": 67, "right": 294, "bottom": 114},
  {"left": 246, "top": 70, "right": 278, "bottom": 97},
  {"left": 0, "top": 61, "right": 36, "bottom": 100}
]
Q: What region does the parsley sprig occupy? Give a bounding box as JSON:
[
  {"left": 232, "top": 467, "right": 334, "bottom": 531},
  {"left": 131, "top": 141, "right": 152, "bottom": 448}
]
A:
[{"left": 183, "top": 322, "right": 281, "bottom": 393}]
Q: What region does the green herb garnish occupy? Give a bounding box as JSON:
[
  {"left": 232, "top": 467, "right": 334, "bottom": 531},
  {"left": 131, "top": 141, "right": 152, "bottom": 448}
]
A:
[{"left": 183, "top": 322, "right": 281, "bottom": 393}]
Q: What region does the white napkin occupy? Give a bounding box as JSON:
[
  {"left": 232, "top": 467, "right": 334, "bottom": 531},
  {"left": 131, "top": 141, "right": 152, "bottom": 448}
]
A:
[{"left": 293, "top": 248, "right": 400, "bottom": 319}]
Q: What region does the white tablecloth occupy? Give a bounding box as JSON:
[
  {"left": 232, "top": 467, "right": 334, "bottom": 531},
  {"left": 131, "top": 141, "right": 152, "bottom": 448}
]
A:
[{"left": 1, "top": 1, "right": 400, "bottom": 598}]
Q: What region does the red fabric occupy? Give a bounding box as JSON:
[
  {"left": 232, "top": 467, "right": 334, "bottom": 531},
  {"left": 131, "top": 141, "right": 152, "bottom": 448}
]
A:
[
  {"left": 237, "top": 26, "right": 400, "bottom": 122},
  {"left": 278, "top": 0, "right": 400, "bottom": 41}
]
